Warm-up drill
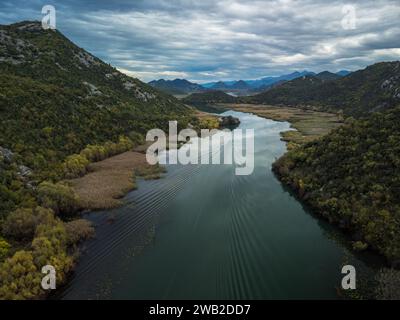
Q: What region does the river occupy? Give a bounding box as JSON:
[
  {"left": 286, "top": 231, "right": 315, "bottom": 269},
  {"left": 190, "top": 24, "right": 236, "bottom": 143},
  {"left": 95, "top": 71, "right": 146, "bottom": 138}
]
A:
[{"left": 57, "top": 110, "right": 382, "bottom": 299}]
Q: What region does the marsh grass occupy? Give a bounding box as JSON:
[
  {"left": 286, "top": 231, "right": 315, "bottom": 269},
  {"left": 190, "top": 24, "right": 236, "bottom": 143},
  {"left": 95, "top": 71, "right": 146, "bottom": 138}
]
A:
[
  {"left": 69, "top": 151, "right": 164, "bottom": 210},
  {"left": 220, "top": 104, "right": 343, "bottom": 148}
]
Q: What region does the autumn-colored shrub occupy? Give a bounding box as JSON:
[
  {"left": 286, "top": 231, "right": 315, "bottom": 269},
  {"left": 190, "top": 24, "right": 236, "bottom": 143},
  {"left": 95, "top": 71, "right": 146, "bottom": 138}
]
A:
[
  {"left": 64, "top": 219, "right": 94, "bottom": 245},
  {"left": 0, "top": 250, "right": 43, "bottom": 300},
  {"left": 37, "top": 181, "right": 80, "bottom": 216},
  {"left": 0, "top": 238, "right": 11, "bottom": 261}
]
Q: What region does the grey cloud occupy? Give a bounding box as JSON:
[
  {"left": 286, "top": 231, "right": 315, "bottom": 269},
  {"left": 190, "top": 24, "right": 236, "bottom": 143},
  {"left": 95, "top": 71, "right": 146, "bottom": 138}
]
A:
[{"left": 0, "top": 0, "right": 399, "bottom": 82}]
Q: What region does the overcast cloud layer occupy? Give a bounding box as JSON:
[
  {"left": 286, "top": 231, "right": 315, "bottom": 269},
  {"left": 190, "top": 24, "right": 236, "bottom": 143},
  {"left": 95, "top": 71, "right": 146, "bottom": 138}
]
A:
[{"left": 0, "top": 0, "right": 399, "bottom": 82}]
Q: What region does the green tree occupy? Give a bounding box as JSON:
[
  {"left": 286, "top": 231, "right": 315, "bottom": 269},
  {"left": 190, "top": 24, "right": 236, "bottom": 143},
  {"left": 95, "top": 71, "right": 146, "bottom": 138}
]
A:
[
  {"left": 2, "top": 208, "right": 38, "bottom": 240},
  {"left": 0, "top": 238, "right": 11, "bottom": 261},
  {"left": 1, "top": 206, "right": 55, "bottom": 241},
  {"left": 37, "top": 181, "right": 80, "bottom": 216},
  {"left": 0, "top": 250, "right": 43, "bottom": 300}
]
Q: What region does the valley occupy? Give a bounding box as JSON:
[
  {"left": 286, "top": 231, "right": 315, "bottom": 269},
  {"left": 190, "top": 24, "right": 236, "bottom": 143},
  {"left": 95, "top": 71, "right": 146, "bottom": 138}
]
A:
[
  {"left": 0, "top": 18, "right": 399, "bottom": 301},
  {"left": 203, "top": 104, "right": 344, "bottom": 148}
]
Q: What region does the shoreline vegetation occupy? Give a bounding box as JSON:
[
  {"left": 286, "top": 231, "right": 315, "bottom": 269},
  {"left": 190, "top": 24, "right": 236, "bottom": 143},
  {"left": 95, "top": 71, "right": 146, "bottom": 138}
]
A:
[
  {"left": 190, "top": 103, "right": 400, "bottom": 298},
  {"left": 68, "top": 110, "right": 220, "bottom": 211},
  {"left": 0, "top": 21, "right": 202, "bottom": 300},
  {"left": 68, "top": 150, "right": 164, "bottom": 211},
  {"left": 214, "top": 103, "right": 344, "bottom": 148},
  {"left": 272, "top": 107, "right": 400, "bottom": 264},
  {"left": 203, "top": 103, "right": 400, "bottom": 298}
]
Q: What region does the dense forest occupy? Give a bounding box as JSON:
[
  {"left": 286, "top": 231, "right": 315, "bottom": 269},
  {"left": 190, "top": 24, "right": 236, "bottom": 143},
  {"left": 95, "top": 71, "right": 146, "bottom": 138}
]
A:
[
  {"left": 247, "top": 61, "right": 400, "bottom": 117},
  {"left": 182, "top": 90, "right": 237, "bottom": 104},
  {"left": 148, "top": 78, "right": 207, "bottom": 95},
  {"left": 0, "top": 21, "right": 200, "bottom": 299},
  {"left": 273, "top": 106, "right": 400, "bottom": 263}
]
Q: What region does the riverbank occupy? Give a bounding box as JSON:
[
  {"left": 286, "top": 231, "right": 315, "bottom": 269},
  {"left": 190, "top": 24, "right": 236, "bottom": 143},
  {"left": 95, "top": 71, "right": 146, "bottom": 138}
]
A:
[
  {"left": 69, "top": 110, "right": 220, "bottom": 211},
  {"left": 68, "top": 151, "right": 164, "bottom": 210},
  {"left": 216, "top": 104, "right": 343, "bottom": 149},
  {"left": 58, "top": 109, "right": 383, "bottom": 300}
]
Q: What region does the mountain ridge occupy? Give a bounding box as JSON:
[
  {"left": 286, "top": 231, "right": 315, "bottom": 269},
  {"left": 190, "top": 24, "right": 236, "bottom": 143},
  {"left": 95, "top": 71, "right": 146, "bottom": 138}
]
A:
[
  {"left": 148, "top": 78, "right": 206, "bottom": 95},
  {"left": 0, "top": 20, "right": 193, "bottom": 172},
  {"left": 247, "top": 61, "right": 400, "bottom": 116}
]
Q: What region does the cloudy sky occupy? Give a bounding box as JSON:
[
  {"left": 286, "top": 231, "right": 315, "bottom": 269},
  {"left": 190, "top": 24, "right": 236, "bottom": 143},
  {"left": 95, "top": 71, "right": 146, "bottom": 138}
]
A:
[{"left": 1, "top": 0, "right": 399, "bottom": 82}]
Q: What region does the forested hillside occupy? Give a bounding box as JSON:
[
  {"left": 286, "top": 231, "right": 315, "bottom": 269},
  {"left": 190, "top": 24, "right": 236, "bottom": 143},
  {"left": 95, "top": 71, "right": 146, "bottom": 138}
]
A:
[
  {"left": 248, "top": 61, "right": 400, "bottom": 116},
  {"left": 0, "top": 21, "right": 196, "bottom": 299},
  {"left": 273, "top": 106, "right": 400, "bottom": 263},
  {"left": 182, "top": 90, "right": 237, "bottom": 104},
  {"left": 148, "top": 78, "right": 206, "bottom": 95},
  {"left": 0, "top": 21, "right": 192, "bottom": 167}
]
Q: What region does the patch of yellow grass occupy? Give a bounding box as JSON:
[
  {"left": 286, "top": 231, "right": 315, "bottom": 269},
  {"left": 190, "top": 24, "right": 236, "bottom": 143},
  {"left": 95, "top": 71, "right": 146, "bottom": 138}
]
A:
[
  {"left": 69, "top": 151, "right": 163, "bottom": 210},
  {"left": 221, "top": 104, "right": 343, "bottom": 147}
]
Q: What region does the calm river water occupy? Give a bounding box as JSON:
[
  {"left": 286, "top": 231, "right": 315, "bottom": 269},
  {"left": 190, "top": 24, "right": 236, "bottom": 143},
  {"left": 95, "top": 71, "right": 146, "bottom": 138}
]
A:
[{"left": 58, "top": 110, "right": 382, "bottom": 299}]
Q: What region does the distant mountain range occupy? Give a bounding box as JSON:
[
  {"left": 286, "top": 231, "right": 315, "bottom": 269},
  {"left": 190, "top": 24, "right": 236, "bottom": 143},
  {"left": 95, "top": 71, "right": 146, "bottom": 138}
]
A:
[
  {"left": 201, "top": 70, "right": 350, "bottom": 90},
  {"left": 149, "top": 70, "right": 351, "bottom": 96},
  {"left": 182, "top": 61, "right": 400, "bottom": 117}
]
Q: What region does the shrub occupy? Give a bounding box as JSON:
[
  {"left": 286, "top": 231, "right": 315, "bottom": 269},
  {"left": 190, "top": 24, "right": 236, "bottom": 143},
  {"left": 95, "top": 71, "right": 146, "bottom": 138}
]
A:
[
  {"left": 37, "top": 181, "right": 80, "bottom": 216},
  {"left": 352, "top": 241, "right": 368, "bottom": 251},
  {"left": 35, "top": 219, "right": 68, "bottom": 249},
  {"left": 116, "top": 136, "right": 133, "bottom": 153},
  {"left": 375, "top": 268, "right": 400, "bottom": 300},
  {"left": 63, "top": 154, "right": 90, "bottom": 179},
  {"left": 0, "top": 238, "right": 11, "bottom": 261},
  {"left": 79, "top": 136, "right": 134, "bottom": 164},
  {"left": 2, "top": 208, "right": 38, "bottom": 240},
  {"left": 1, "top": 206, "right": 55, "bottom": 241},
  {"left": 0, "top": 250, "right": 43, "bottom": 300},
  {"left": 128, "top": 131, "right": 144, "bottom": 145},
  {"left": 32, "top": 220, "right": 73, "bottom": 284},
  {"left": 80, "top": 145, "right": 107, "bottom": 162},
  {"left": 64, "top": 219, "right": 94, "bottom": 245}
]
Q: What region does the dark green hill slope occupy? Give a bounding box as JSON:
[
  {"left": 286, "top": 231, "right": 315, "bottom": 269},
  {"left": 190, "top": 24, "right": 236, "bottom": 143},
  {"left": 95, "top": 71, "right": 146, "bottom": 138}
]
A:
[
  {"left": 273, "top": 106, "right": 400, "bottom": 262},
  {"left": 248, "top": 62, "right": 400, "bottom": 116},
  {"left": 315, "top": 71, "right": 341, "bottom": 81},
  {"left": 0, "top": 21, "right": 198, "bottom": 299},
  {"left": 148, "top": 78, "right": 206, "bottom": 95},
  {"left": 182, "top": 90, "right": 237, "bottom": 104},
  {"left": 0, "top": 21, "right": 192, "bottom": 169}
]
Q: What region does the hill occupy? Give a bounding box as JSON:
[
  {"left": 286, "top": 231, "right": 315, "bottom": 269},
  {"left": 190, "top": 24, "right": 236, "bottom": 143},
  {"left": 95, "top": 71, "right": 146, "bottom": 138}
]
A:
[
  {"left": 0, "top": 21, "right": 193, "bottom": 173},
  {"left": 148, "top": 78, "right": 206, "bottom": 95},
  {"left": 0, "top": 21, "right": 198, "bottom": 298},
  {"left": 247, "top": 62, "right": 400, "bottom": 116},
  {"left": 210, "top": 81, "right": 229, "bottom": 90},
  {"left": 336, "top": 70, "right": 351, "bottom": 77},
  {"left": 273, "top": 106, "right": 400, "bottom": 263},
  {"left": 315, "top": 71, "right": 341, "bottom": 81},
  {"left": 182, "top": 90, "right": 237, "bottom": 104},
  {"left": 230, "top": 80, "right": 251, "bottom": 90}
]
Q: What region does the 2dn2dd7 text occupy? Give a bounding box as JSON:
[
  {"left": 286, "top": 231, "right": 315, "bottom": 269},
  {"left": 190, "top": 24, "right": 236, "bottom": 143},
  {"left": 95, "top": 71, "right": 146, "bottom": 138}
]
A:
[{"left": 193, "top": 304, "right": 250, "bottom": 315}]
